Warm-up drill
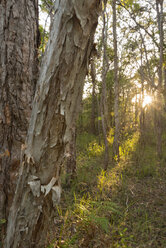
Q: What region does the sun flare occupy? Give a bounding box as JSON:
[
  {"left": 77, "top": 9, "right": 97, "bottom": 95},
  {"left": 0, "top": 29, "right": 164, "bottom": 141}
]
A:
[
  {"left": 132, "top": 93, "right": 153, "bottom": 108},
  {"left": 142, "top": 95, "right": 152, "bottom": 108}
]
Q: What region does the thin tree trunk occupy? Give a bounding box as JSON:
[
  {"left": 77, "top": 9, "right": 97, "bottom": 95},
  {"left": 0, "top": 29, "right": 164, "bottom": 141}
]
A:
[
  {"left": 101, "top": 0, "right": 109, "bottom": 170},
  {"left": 0, "top": 0, "right": 39, "bottom": 243},
  {"left": 90, "top": 58, "right": 97, "bottom": 134},
  {"left": 135, "top": 91, "right": 138, "bottom": 126},
  {"left": 156, "top": 0, "right": 164, "bottom": 160},
  {"left": 139, "top": 44, "right": 146, "bottom": 145},
  {"left": 164, "top": 68, "right": 166, "bottom": 111},
  {"left": 140, "top": 81, "right": 145, "bottom": 144},
  {"left": 112, "top": 0, "right": 120, "bottom": 160},
  {"left": 97, "top": 94, "right": 102, "bottom": 145},
  {"left": 65, "top": 127, "right": 77, "bottom": 186},
  {"left": 5, "top": 1, "right": 101, "bottom": 247}
]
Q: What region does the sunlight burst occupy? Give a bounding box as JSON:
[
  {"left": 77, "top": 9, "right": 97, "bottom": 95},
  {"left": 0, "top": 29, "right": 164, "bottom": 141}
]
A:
[
  {"left": 142, "top": 95, "right": 152, "bottom": 108},
  {"left": 132, "top": 93, "right": 153, "bottom": 108}
]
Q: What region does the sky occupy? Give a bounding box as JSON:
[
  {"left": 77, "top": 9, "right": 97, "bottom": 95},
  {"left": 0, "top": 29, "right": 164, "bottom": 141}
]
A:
[{"left": 39, "top": 1, "right": 50, "bottom": 31}]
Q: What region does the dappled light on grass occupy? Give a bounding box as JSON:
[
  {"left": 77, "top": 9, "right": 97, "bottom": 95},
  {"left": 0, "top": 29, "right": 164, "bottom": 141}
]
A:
[
  {"left": 119, "top": 131, "right": 140, "bottom": 160},
  {"left": 88, "top": 141, "right": 104, "bottom": 157},
  {"left": 48, "top": 130, "right": 166, "bottom": 248},
  {"left": 97, "top": 132, "right": 140, "bottom": 199}
]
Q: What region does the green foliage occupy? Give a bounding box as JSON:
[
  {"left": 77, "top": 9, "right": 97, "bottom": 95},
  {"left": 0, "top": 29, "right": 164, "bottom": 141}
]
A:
[
  {"left": 119, "top": 131, "right": 139, "bottom": 160},
  {"left": 0, "top": 219, "right": 6, "bottom": 247},
  {"left": 48, "top": 128, "right": 166, "bottom": 247},
  {"left": 39, "top": 0, "right": 54, "bottom": 14},
  {"left": 76, "top": 132, "right": 97, "bottom": 153},
  {"left": 120, "top": 0, "right": 134, "bottom": 8},
  {"left": 107, "top": 127, "right": 114, "bottom": 145},
  {"left": 137, "top": 164, "right": 156, "bottom": 178},
  {"left": 0, "top": 219, "right": 6, "bottom": 225},
  {"left": 74, "top": 196, "right": 116, "bottom": 233},
  {"left": 88, "top": 141, "right": 104, "bottom": 157},
  {"left": 97, "top": 170, "right": 107, "bottom": 194},
  {"left": 39, "top": 25, "right": 49, "bottom": 55}
]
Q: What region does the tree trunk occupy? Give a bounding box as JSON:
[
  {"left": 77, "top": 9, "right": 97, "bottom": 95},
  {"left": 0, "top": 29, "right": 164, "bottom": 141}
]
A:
[
  {"left": 140, "top": 82, "right": 145, "bottom": 145},
  {"left": 135, "top": 91, "right": 138, "bottom": 127},
  {"left": 156, "top": 0, "right": 164, "bottom": 160},
  {"left": 5, "top": 1, "right": 101, "bottom": 247},
  {"left": 164, "top": 68, "right": 166, "bottom": 111},
  {"left": 139, "top": 45, "right": 146, "bottom": 145},
  {"left": 0, "top": 0, "right": 39, "bottom": 243},
  {"left": 90, "top": 58, "right": 97, "bottom": 134},
  {"left": 65, "top": 127, "right": 77, "bottom": 186},
  {"left": 101, "top": 0, "right": 109, "bottom": 170},
  {"left": 97, "top": 94, "right": 102, "bottom": 145},
  {"left": 112, "top": 0, "right": 120, "bottom": 160}
]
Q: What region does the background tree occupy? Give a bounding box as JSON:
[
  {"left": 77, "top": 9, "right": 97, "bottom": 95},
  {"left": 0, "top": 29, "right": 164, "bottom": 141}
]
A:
[
  {"left": 101, "top": 0, "right": 109, "bottom": 170},
  {"left": 112, "top": 0, "right": 120, "bottom": 160}
]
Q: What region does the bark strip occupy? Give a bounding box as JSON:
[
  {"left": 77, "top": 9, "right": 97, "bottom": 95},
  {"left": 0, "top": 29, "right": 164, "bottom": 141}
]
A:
[{"left": 5, "top": 1, "right": 101, "bottom": 247}]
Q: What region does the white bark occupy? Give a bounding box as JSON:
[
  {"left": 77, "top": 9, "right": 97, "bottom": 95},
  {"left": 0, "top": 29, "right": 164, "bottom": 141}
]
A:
[
  {"left": 112, "top": 0, "right": 120, "bottom": 159},
  {"left": 5, "top": 0, "right": 101, "bottom": 247},
  {"left": 101, "top": 0, "right": 109, "bottom": 170}
]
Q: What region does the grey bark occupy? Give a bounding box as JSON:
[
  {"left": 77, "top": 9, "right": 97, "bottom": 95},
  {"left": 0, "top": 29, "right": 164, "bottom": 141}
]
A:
[
  {"left": 90, "top": 57, "right": 101, "bottom": 143},
  {"left": 139, "top": 45, "right": 145, "bottom": 144},
  {"left": 101, "top": 0, "right": 109, "bottom": 170},
  {"left": 156, "top": 0, "right": 164, "bottom": 159},
  {"left": 90, "top": 57, "right": 97, "bottom": 134},
  {"left": 134, "top": 90, "right": 138, "bottom": 126},
  {"left": 164, "top": 68, "right": 166, "bottom": 110},
  {"left": 112, "top": 0, "right": 120, "bottom": 160},
  {"left": 0, "top": 0, "right": 39, "bottom": 243},
  {"left": 65, "top": 127, "right": 76, "bottom": 186},
  {"left": 140, "top": 74, "right": 145, "bottom": 143},
  {"left": 5, "top": 0, "right": 101, "bottom": 247}
]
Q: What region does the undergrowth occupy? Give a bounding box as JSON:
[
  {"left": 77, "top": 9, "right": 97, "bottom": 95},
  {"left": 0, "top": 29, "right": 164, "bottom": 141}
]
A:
[{"left": 47, "top": 130, "right": 166, "bottom": 248}]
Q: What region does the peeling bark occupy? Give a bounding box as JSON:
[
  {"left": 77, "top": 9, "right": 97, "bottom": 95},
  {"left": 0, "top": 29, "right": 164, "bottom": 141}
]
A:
[
  {"left": 112, "top": 0, "right": 120, "bottom": 160},
  {"left": 101, "top": 0, "right": 109, "bottom": 170},
  {"left": 5, "top": 0, "right": 101, "bottom": 247}
]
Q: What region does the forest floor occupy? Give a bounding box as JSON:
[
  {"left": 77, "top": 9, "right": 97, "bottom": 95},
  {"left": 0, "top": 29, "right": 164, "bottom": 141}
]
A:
[{"left": 47, "top": 131, "right": 166, "bottom": 248}]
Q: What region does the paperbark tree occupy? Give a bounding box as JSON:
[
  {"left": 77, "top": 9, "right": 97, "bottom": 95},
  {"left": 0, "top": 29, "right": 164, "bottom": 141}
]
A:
[
  {"left": 112, "top": 0, "right": 120, "bottom": 160},
  {"left": 101, "top": 0, "right": 109, "bottom": 170},
  {"left": 0, "top": 0, "right": 39, "bottom": 242},
  {"left": 5, "top": 0, "right": 101, "bottom": 247},
  {"left": 156, "top": 0, "right": 164, "bottom": 160},
  {"left": 90, "top": 57, "right": 97, "bottom": 134},
  {"left": 139, "top": 68, "right": 145, "bottom": 144},
  {"left": 90, "top": 56, "right": 101, "bottom": 143}
]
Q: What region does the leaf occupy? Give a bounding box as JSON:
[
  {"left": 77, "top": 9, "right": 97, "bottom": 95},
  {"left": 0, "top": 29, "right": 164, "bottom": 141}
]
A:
[{"left": 0, "top": 219, "right": 6, "bottom": 225}]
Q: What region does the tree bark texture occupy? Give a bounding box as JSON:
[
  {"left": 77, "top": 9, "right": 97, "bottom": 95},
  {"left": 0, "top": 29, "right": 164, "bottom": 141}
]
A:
[
  {"left": 164, "top": 68, "right": 166, "bottom": 111},
  {"left": 0, "top": 0, "right": 39, "bottom": 242},
  {"left": 5, "top": 0, "right": 101, "bottom": 247},
  {"left": 65, "top": 126, "right": 77, "bottom": 186},
  {"left": 101, "top": 0, "right": 109, "bottom": 170},
  {"left": 90, "top": 58, "right": 97, "bottom": 134},
  {"left": 139, "top": 45, "right": 146, "bottom": 145},
  {"left": 112, "top": 0, "right": 120, "bottom": 160},
  {"left": 140, "top": 82, "right": 145, "bottom": 144},
  {"left": 156, "top": 0, "right": 164, "bottom": 159}
]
